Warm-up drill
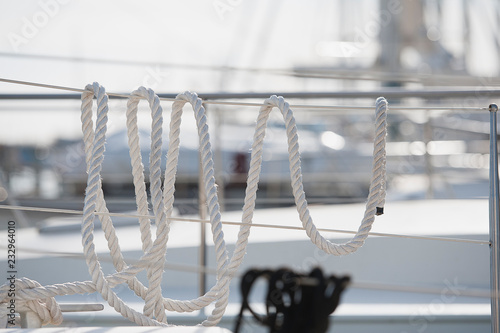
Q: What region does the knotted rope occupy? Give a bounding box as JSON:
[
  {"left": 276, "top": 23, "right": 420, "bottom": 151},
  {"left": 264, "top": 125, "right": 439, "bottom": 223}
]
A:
[
  {"left": 0, "top": 83, "right": 388, "bottom": 327},
  {"left": 0, "top": 277, "right": 63, "bottom": 326}
]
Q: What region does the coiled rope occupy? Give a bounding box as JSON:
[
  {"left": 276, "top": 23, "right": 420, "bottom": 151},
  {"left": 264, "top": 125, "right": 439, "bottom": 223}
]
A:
[{"left": 0, "top": 83, "right": 387, "bottom": 327}]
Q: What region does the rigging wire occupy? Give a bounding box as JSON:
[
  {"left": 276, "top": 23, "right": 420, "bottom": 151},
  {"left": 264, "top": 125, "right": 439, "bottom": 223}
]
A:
[
  {"left": 0, "top": 204, "right": 490, "bottom": 246},
  {"left": 0, "top": 52, "right": 290, "bottom": 75},
  {"left": 0, "top": 77, "right": 488, "bottom": 111},
  {"left": 0, "top": 242, "right": 494, "bottom": 299},
  {"left": 2, "top": 52, "right": 500, "bottom": 85}
]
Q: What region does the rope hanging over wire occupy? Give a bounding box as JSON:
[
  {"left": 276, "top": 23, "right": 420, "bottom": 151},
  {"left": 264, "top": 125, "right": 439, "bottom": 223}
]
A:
[
  {"left": 0, "top": 83, "right": 388, "bottom": 327},
  {"left": 246, "top": 95, "right": 387, "bottom": 255}
]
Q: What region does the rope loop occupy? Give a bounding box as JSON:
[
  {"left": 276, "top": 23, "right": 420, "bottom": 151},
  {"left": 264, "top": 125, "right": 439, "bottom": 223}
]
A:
[
  {"left": 171, "top": 91, "right": 231, "bottom": 326},
  {"left": 127, "top": 86, "right": 169, "bottom": 322},
  {"left": 80, "top": 82, "right": 167, "bottom": 327},
  {"left": 244, "top": 95, "right": 388, "bottom": 255}
]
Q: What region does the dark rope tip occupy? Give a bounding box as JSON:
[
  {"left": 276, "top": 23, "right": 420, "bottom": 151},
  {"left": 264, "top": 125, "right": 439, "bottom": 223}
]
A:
[{"left": 376, "top": 207, "right": 384, "bottom": 216}]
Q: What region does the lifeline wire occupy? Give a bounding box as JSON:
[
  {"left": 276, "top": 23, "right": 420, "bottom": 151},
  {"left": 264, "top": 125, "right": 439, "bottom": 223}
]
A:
[
  {"left": 0, "top": 77, "right": 486, "bottom": 111},
  {"left": 0, "top": 243, "right": 496, "bottom": 300},
  {"left": 0, "top": 239, "right": 497, "bottom": 301},
  {"left": 0, "top": 204, "right": 490, "bottom": 245}
]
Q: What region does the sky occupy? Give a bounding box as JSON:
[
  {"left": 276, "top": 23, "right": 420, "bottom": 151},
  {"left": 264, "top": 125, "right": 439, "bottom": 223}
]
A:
[{"left": 0, "top": 0, "right": 347, "bottom": 93}]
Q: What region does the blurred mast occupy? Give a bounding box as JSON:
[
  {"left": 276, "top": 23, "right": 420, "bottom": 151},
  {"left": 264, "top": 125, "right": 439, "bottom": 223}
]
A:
[{"left": 376, "top": 0, "right": 460, "bottom": 84}]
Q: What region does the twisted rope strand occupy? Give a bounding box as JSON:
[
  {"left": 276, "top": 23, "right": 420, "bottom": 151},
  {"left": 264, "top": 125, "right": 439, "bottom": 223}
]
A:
[
  {"left": 127, "top": 87, "right": 168, "bottom": 322},
  {"left": 80, "top": 83, "right": 167, "bottom": 327},
  {"left": 245, "top": 95, "right": 388, "bottom": 255},
  {"left": 170, "top": 92, "right": 230, "bottom": 326}
]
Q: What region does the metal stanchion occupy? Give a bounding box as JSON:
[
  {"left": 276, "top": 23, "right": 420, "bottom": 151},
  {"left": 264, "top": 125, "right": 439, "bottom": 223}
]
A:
[
  {"left": 489, "top": 103, "right": 500, "bottom": 333},
  {"left": 198, "top": 152, "right": 207, "bottom": 299}
]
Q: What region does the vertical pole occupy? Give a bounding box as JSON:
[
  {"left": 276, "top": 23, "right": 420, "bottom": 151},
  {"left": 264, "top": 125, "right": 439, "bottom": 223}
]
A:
[
  {"left": 198, "top": 153, "right": 207, "bottom": 297},
  {"left": 489, "top": 103, "right": 500, "bottom": 333},
  {"left": 198, "top": 105, "right": 207, "bottom": 300},
  {"left": 423, "top": 111, "right": 434, "bottom": 198},
  {"left": 214, "top": 106, "right": 225, "bottom": 212}
]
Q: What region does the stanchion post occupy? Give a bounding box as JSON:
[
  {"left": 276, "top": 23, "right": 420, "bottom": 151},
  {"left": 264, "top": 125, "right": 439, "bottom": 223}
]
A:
[
  {"left": 199, "top": 149, "right": 207, "bottom": 299},
  {"left": 489, "top": 103, "right": 500, "bottom": 333}
]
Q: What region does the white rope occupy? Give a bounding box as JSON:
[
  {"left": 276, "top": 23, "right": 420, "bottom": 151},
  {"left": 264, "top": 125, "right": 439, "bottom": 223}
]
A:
[
  {"left": 0, "top": 83, "right": 388, "bottom": 328},
  {"left": 80, "top": 86, "right": 231, "bottom": 325},
  {"left": 81, "top": 83, "right": 167, "bottom": 326},
  {"left": 0, "top": 278, "right": 63, "bottom": 326},
  {"left": 84, "top": 86, "right": 234, "bottom": 325},
  {"left": 127, "top": 87, "right": 168, "bottom": 321},
  {"left": 244, "top": 95, "right": 388, "bottom": 255}
]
